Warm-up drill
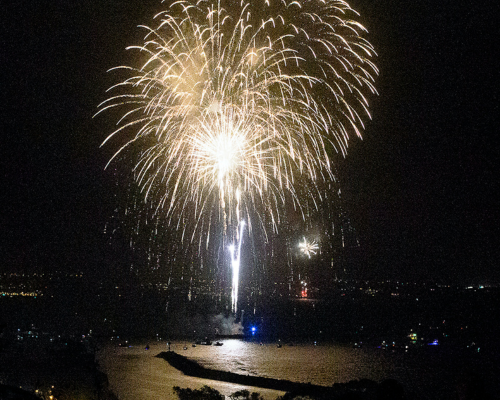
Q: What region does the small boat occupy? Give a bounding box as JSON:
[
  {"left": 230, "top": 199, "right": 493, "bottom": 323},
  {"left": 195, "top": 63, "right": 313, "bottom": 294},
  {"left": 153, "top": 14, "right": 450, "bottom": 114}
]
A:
[
  {"left": 195, "top": 338, "right": 212, "bottom": 345},
  {"left": 213, "top": 341, "right": 223, "bottom": 346}
]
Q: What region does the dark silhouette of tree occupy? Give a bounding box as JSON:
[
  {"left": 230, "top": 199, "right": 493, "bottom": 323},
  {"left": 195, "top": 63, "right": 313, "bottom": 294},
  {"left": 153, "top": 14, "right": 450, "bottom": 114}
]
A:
[
  {"left": 173, "top": 386, "right": 266, "bottom": 400},
  {"left": 173, "top": 385, "right": 224, "bottom": 400},
  {"left": 230, "top": 389, "right": 264, "bottom": 400}
]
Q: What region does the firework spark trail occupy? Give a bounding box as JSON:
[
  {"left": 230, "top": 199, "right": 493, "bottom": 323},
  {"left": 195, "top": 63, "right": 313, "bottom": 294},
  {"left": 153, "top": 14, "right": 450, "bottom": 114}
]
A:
[
  {"left": 98, "top": 0, "right": 377, "bottom": 246},
  {"left": 229, "top": 220, "right": 245, "bottom": 313}
]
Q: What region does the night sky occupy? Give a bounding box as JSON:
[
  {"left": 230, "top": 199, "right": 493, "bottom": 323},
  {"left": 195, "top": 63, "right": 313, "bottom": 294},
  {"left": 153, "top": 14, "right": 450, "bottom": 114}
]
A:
[{"left": 1, "top": 0, "right": 498, "bottom": 284}]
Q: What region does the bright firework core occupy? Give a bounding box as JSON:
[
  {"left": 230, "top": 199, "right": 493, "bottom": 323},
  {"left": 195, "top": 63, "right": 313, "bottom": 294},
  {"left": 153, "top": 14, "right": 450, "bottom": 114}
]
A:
[
  {"left": 229, "top": 221, "right": 245, "bottom": 314},
  {"left": 299, "top": 237, "right": 319, "bottom": 258}
]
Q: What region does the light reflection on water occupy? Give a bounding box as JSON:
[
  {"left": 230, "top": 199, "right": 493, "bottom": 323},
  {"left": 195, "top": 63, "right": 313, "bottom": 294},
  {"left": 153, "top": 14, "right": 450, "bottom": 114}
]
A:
[
  {"left": 99, "top": 339, "right": 499, "bottom": 400},
  {"left": 183, "top": 339, "right": 395, "bottom": 385},
  {"left": 99, "top": 341, "right": 286, "bottom": 400},
  {"left": 98, "top": 339, "right": 404, "bottom": 400}
]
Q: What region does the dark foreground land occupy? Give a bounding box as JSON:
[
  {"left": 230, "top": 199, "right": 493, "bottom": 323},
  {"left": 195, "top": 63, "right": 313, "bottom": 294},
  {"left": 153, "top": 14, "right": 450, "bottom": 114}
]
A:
[{"left": 0, "top": 338, "right": 117, "bottom": 400}]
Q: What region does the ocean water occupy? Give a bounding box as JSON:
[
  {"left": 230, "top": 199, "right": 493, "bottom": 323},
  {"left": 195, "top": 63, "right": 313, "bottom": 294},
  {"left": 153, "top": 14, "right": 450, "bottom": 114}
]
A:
[
  {"left": 181, "top": 339, "right": 396, "bottom": 386},
  {"left": 98, "top": 339, "right": 499, "bottom": 400}
]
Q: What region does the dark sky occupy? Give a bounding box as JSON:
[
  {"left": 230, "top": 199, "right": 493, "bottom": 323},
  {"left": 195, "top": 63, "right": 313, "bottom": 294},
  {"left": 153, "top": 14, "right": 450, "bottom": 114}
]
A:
[
  {"left": 1, "top": 0, "right": 498, "bottom": 284},
  {"left": 342, "top": 0, "right": 499, "bottom": 283}
]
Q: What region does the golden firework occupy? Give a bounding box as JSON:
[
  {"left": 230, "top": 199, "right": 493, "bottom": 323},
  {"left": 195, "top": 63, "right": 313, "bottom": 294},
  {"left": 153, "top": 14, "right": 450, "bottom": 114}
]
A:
[{"left": 97, "top": 0, "right": 377, "bottom": 242}]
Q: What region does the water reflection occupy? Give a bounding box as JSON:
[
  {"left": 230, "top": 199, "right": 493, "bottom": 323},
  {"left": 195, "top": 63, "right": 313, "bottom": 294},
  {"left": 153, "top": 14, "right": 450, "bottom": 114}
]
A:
[
  {"left": 98, "top": 341, "right": 287, "bottom": 400},
  {"left": 181, "top": 339, "right": 394, "bottom": 385},
  {"left": 99, "top": 339, "right": 401, "bottom": 399},
  {"left": 98, "top": 338, "right": 498, "bottom": 400}
]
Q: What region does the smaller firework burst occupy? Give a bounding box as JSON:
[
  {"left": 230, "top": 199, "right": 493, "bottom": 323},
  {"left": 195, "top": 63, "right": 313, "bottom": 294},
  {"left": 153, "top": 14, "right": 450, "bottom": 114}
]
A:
[{"left": 299, "top": 237, "right": 319, "bottom": 258}]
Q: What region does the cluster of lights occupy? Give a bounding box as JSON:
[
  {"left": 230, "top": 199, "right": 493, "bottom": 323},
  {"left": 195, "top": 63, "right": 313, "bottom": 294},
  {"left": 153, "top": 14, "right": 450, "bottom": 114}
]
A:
[
  {"left": 34, "top": 385, "right": 56, "bottom": 400},
  {"left": 1, "top": 291, "right": 41, "bottom": 297}
]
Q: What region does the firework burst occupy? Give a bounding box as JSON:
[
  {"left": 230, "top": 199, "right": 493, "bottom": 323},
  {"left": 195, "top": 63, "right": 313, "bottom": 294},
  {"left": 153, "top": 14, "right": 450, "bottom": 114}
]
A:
[
  {"left": 98, "top": 0, "right": 377, "bottom": 244},
  {"left": 299, "top": 236, "right": 319, "bottom": 258}
]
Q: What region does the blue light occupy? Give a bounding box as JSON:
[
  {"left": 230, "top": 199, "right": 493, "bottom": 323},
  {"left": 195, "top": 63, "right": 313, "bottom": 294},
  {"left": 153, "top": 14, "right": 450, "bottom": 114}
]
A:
[{"left": 251, "top": 326, "right": 257, "bottom": 335}]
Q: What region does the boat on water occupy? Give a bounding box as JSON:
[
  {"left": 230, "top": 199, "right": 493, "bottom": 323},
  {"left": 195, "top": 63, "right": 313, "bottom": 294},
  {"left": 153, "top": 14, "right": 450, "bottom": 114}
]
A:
[
  {"left": 194, "top": 338, "right": 212, "bottom": 345},
  {"left": 213, "top": 341, "right": 223, "bottom": 346}
]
